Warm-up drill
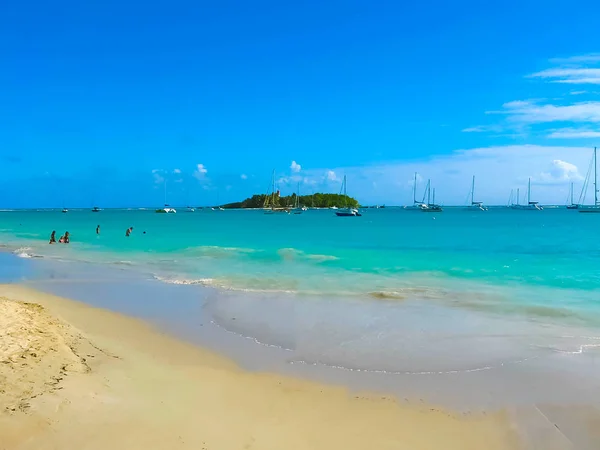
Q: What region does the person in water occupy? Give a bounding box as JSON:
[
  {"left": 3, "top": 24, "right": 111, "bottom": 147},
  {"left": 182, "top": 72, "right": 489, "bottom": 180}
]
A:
[
  {"left": 59, "top": 232, "right": 70, "bottom": 244},
  {"left": 49, "top": 231, "right": 56, "bottom": 244},
  {"left": 125, "top": 227, "right": 133, "bottom": 237},
  {"left": 96, "top": 225, "right": 100, "bottom": 235}
]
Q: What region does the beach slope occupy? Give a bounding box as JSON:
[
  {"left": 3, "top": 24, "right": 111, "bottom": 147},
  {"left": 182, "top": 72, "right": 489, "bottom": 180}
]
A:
[{"left": 0, "top": 285, "right": 520, "bottom": 450}]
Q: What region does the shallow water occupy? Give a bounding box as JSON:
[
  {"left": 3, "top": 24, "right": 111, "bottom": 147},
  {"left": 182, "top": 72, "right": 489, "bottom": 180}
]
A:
[
  {"left": 2, "top": 207, "right": 600, "bottom": 409},
  {"left": 17, "top": 257, "right": 600, "bottom": 412},
  {"left": 2, "top": 207, "right": 600, "bottom": 323}
]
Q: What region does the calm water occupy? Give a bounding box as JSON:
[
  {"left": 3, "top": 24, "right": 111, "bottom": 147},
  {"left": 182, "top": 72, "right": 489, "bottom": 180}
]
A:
[
  {"left": 3, "top": 207, "right": 600, "bottom": 404},
  {"left": 2, "top": 208, "right": 599, "bottom": 315}
]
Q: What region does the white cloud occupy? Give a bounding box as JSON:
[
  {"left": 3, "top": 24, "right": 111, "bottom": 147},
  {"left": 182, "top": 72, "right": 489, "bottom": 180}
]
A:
[
  {"left": 325, "top": 170, "right": 338, "bottom": 182},
  {"left": 300, "top": 145, "right": 593, "bottom": 205},
  {"left": 290, "top": 161, "right": 302, "bottom": 173},
  {"left": 495, "top": 100, "right": 600, "bottom": 125},
  {"left": 537, "top": 159, "right": 583, "bottom": 184},
  {"left": 193, "top": 163, "right": 208, "bottom": 181},
  {"left": 547, "top": 128, "right": 600, "bottom": 139},
  {"left": 462, "top": 126, "right": 490, "bottom": 133},
  {"left": 549, "top": 54, "right": 600, "bottom": 64},
  {"left": 529, "top": 68, "right": 600, "bottom": 85},
  {"left": 240, "top": 174, "right": 248, "bottom": 180},
  {"left": 152, "top": 169, "right": 164, "bottom": 185},
  {"left": 173, "top": 168, "right": 181, "bottom": 174}
]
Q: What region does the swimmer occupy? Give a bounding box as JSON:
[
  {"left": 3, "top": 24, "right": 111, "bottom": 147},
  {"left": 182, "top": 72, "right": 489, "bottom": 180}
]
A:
[
  {"left": 49, "top": 230, "right": 56, "bottom": 244},
  {"left": 125, "top": 227, "right": 133, "bottom": 237}
]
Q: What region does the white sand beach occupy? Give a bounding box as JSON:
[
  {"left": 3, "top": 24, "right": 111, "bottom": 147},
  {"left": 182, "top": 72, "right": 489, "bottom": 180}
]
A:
[{"left": 0, "top": 284, "right": 522, "bottom": 450}]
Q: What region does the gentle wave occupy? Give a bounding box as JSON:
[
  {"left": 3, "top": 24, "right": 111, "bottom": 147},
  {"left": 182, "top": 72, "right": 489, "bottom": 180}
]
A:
[
  {"left": 277, "top": 247, "right": 339, "bottom": 262},
  {"left": 12, "top": 247, "right": 43, "bottom": 259},
  {"left": 288, "top": 355, "right": 540, "bottom": 376},
  {"left": 181, "top": 245, "right": 260, "bottom": 258}
]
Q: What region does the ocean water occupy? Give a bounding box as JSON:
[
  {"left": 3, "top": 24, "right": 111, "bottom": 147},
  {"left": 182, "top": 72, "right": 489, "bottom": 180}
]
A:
[
  {"left": 3, "top": 207, "right": 600, "bottom": 408},
  {"left": 2, "top": 207, "right": 599, "bottom": 315}
]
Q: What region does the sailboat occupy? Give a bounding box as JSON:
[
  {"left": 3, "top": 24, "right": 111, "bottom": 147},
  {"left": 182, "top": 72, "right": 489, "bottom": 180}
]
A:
[
  {"left": 293, "top": 183, "right": 307, "bottom": 214},
  {"left": 156, "top": 180, "right": 176, "bottom": 213},
  {"left": 566, "top": 182, "right": 579, "bottom": 209},
  {"left": 264, "top": 170, "right": 290, "bottom": 214},
  {"left": 335, "top": 176, "right": 361, "bottom": 216},
  {"left": 511, "top": 179, "right": 542, "bottom": 210},
  {"left": 467, "top": 176, "right": 487, "bottom": 211},
  {"left": 405, "top": 172, "right": 428, "bottom": 210},
  {"left": 420, "top": 179, "right": 442, "bottom": 212},
  {"left": 579, "top": 147, "right": 600, "bottom": 213}
]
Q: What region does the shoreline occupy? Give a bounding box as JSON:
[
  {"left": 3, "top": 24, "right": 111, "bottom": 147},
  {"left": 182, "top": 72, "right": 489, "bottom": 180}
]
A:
[{"left": 0, "top": 284, "right": 523, "bottom": 449}]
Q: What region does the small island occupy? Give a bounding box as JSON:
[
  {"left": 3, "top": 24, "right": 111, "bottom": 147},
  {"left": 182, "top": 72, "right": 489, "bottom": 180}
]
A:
[{"left": 220, "top": 192, "right": 359, "bottom": 209}]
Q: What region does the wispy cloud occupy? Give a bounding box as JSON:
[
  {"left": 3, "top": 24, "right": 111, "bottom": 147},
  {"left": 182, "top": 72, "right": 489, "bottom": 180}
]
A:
[
  {"left": 240, "top": 174, "right": 248, "bottom": 180},
  {"left": 495, "top": 100, "right": 600, "bottom": 124},
  {"left": 173, "top": 168, "right": 181, "bottom": 174},
  {"left": 529, "top": 54, "right": 600, "bottom": 85},
  {"left": 547, "top": 128, "right": 600, "bottom": 139},
  {"left": 151, "top": 169, "right": 165, "bottom": 185},
  {"left": 549, "top": 54, "right": 600, "bottom": 64},
  {"left": 529, "top": 68, "right": 600, "bottom": 85},
  {"left": 193, "top": 163, "right": 208, "bottom": 181}
]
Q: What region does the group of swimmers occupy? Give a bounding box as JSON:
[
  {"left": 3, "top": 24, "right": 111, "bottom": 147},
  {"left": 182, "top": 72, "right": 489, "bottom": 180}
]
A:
[
  {"left": 49, "top": 230, "right": 69, "bottom": 244},
  {"left": 49, "top": 225, "right": 140, "bottom": 244}
]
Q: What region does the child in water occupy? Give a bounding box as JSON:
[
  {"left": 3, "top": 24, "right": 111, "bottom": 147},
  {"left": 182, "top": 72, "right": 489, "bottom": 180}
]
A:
[
  {"left": 125, "top": 227, "right": 133, "bottom": 237},
  {"left": 58, "top": 232, "right": 70, "bottom": 244},
  {"left": 49, "top": 231, "right": 56, "bottom": 244}
]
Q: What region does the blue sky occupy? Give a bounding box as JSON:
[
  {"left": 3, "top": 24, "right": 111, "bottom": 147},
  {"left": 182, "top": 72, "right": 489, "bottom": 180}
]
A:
[{"left": 2, "top": 0, "right": 600, "bottom": 207}]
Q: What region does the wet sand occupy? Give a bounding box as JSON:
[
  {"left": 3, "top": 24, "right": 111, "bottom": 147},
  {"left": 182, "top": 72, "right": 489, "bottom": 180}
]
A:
[{"left": 0, "top": 284, "right": 521, "bottom": 450}]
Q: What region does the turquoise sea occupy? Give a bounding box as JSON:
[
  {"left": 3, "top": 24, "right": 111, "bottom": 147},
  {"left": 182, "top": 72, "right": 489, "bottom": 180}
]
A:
[
  {"left": 3, "top": 207, "right": 600, "bottom": 409},
  {"left": 2, "top": 207, "right": 600, "bottom": 321}
]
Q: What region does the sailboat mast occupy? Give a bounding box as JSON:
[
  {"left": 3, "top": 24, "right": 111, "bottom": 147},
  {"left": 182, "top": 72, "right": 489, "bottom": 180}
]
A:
[
  {"left": 344, "top": 175, "right": 348, "bottom": 208},
  {"left": 427, "top": 179, "right": 431, "bottom": 205},
  {"left": 271, "top": 169, "right": 276, "bottom": 210},
  {"left": 432, "top": 187, "right": 436, "bottom": 205},
  {"left": 571, "top": 182, "right": 574, "bottom": 205},
  {"left": 595, "top": 147, "right": 598, "bottom": 206},
  {"left": 413, "top": 172, "right": 417, "bottom": 204},
  {"left": 528, "top": 178, "right": 531, "bottom": 204},
  {"left": 471, "top": 176, "right": 475, "bottom": 204},
  {"left": 517, "top": 188, "right": 520, "bottom": 205},
  {"left": 164, "top": 180, "right": 167, "bottom": 206}
]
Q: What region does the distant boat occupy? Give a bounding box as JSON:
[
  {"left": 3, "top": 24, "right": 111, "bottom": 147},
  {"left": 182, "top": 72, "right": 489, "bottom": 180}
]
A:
[
  {"left": 263, "top": 170, "right": 290, "bottom": 214},
  {"left": 566, "top": 182, "right": 579, "bottom": 209},
  {"left": 467, "top": 176, "right": 487, "bottom": 211},
  {"left": 511, "top": 179, "right": 542, "bottom": 210},
  {"left": 185, "top": 206, "right": 196, "bottom": 212},
  {"left": 61, "top": 208, "right": 68, "bottom": 213},
  {"left": 293, "top": 183, "right": 306, "bottom": 214},
  {"left": 579, "top": 147, "right": 600, "bottom": 213},
  {"left": 156, "top": 180, "right": 177, "bottom": 213},
  {"left": 335, "top": 175, "right": 361, "bottom": 216},
  {"left": 91, "top": 206, "right": 101, "bottom": 212},
  {"left": 421, "top": 179, "right": 442, "bottom": 212},
  {"left": 405, "top": 172, "right": 428, "bottom": 210}
]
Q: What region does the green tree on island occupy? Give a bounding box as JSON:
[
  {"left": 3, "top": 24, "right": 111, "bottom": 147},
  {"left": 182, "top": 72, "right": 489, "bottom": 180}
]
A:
[{"left": 221, "top": 193, "right": 359, "bottom": 209}]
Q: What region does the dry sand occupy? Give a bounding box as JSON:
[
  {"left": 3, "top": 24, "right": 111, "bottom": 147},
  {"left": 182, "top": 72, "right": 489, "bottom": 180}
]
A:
[{"left": 0, "top": 284, "right": 521, "bottom": 450}]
